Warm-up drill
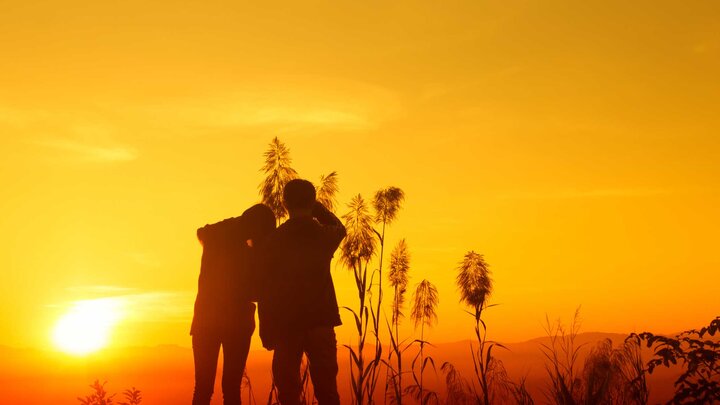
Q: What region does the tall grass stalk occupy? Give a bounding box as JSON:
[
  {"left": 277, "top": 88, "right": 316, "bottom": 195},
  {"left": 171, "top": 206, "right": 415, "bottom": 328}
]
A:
[
  {"left": 456, "top": 251, "right": 498, "bottom": 405},
  {"left": 364, "top": 187, "right": 404, "bottom": 403},
  {"left": 539, "top": 309, "right": 584, "bottom": 405},
  {"left": 617, "top": 335, "right": 648, "bottom": 405},
  {"left": 409, "top": 279, "right": 439, "bottom": 405},
  {"left": 340, "top": 194, "right": 377, "bottom": 404},
  {"left": 385, "top": 239, "right": 410, "bottom": 404}
]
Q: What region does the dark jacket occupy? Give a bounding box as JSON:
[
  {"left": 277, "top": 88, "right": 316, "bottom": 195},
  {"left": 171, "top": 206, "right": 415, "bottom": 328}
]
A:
[
  {"left": 258, "top": 203, "right": 346, "bottom": 349},
  {"left": 190, "top": 216, "right": 257, "bottom": 336}
]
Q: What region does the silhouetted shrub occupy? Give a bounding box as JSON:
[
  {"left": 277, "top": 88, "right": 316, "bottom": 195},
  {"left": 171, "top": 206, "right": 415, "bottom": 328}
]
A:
[{"left": 630, "top": 316, "right": 720, "bottom": 404}]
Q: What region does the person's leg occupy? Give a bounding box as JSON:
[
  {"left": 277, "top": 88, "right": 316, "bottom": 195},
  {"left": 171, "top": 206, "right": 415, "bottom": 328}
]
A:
[
  {"left": 272, "top": 335, "right": 304, "bottom": 405},
  {"left": 304, "top": 327, "right": 340, "bottom": 405},
  {"left": 220, "top": 327, "right": 254, "bottom": 405},
  {"left": 192, "top": 332, "right": 222, "bottom": 405}
]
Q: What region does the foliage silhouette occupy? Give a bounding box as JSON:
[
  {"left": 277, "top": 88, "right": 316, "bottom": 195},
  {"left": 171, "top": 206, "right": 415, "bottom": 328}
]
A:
[
  {"left": 78, "top": 380, "right": 142, "bottom": 405},
  {"left": 630, "top": 316, "right": 720, "bottom": 404}
]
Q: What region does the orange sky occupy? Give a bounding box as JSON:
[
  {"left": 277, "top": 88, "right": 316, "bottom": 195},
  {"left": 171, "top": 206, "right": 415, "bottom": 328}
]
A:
[{"left": 0, "top": 0, "right": 718, "bottom": 353}]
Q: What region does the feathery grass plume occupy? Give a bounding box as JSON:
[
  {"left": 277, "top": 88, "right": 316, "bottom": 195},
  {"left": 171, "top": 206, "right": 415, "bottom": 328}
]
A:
[
  {"left": 368, "top": 186, "right": 404, "bottom": 403},
  {"left": 409, "top": 279, "right": 439, "bottom": 405},
  {"left": 457, "top": 251, "right": 492, "bottom": 317},
  {"left": 388, "top": 239, "right": 410, "bottom": 324},
  {"left": 259, "top": 137, "right": 298, "bottom": 222},
  {"left": 386, "top": 239, "right": 411, "bottom": 405},
  {"left": 616, "top": 335, "right": 648, "bottom": 405},
  {"left": 340, "top": 194, "right": 377, "bottom": 404},
  {"left": 411, "top": 280, "right": 438, "bottom": 329},
  {"left": 441, "top": 362, "right": 475, "bottom": 405},
  {"left": 582, "top": 339, "right": 623, "bottom": 404},
  {"left": 316, "top": 171, "right": 339, "bottom": 212},
  {"left": 373, "top": 187, "right": 405, "bottom": 225},
  {"left": 340, "top": 194, "right": 377, "bottom": 271},
  {"left": 455, "top": 251, "right": 504, "bottom": 405}
]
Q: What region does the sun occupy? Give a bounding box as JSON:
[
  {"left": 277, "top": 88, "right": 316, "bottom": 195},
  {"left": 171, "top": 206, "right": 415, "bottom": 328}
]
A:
[{"left": 52, "top": 298, "right": 123, "bottom": 355}]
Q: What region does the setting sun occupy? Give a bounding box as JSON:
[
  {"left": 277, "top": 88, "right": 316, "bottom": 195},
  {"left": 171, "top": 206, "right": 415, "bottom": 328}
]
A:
[{"left": 52, "top": 298, "right": 123, "bottom": 356}]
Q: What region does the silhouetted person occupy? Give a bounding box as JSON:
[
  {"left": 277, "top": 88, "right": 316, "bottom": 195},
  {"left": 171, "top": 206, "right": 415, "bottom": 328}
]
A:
[
  {"left": 191, "top": 204, "right": 276, "bottom": 405},
  {"left": 258, "top": 179, "right": 346, "bottom": 405}
]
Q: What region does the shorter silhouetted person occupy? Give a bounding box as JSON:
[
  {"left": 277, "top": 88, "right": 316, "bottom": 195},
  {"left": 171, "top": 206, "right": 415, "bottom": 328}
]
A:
[
  {"left": 191, "top": 204, "right": 276, "bottom": 405},
  {"left": 258, "top": 179, "right": 346, "bottom": 405}
]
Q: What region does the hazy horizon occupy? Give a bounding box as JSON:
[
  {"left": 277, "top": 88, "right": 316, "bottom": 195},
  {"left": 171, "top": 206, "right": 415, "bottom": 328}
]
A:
[{"left": 1, "top": 1, "right": 718, "bottom": 403}]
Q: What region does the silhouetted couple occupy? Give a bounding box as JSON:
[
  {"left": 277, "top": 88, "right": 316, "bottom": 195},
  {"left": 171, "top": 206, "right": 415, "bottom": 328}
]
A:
[{"left": 190, "top": 179, "right": 345, "bottom": 405}]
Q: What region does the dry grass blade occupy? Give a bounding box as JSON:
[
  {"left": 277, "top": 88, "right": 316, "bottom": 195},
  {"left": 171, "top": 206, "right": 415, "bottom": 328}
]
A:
[{"left": 540, "top": 309, "right": 584, "bottom": 405}]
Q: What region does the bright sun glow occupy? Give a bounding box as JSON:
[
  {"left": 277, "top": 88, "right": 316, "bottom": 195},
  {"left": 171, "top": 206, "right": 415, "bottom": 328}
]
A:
[{"left": 52, "top": 298, "right": 123, "bottom": 355}]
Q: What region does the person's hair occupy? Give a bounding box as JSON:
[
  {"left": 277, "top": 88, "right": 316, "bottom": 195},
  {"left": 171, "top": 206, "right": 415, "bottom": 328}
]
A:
[
  {"left": 242, "top": 203, "right": 276, "bottom": 239},
  {"left": 283, "top": 179, "right": 316, "bottom": 210}
]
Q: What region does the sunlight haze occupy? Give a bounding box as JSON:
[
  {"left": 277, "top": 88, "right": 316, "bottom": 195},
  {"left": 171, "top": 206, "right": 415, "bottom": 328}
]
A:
[{"left": 1, "top": 0, "right": 718, "bottom": 355}]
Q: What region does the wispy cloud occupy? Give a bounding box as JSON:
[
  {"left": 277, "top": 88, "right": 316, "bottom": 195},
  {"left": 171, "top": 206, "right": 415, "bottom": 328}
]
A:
[
  {"left": 34, "top": 138, "right": 138, "bottom": 162},
  {"left": 66, "top": 286, "right": 138, "bottom": 294},
  {"left": 58, "top": 286, "right": 193, "bottom": 322},
  {"left": 497, "top": 188, "right": 671, "bottom": 200},
  {"left": 131, "top": 79, "right": 401, "bottom": 132}
]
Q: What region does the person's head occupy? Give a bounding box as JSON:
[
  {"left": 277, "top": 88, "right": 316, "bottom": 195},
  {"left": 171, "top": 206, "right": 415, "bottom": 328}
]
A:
[
  {"left": 283, "top": 179, "right": 316, "bottom": 217},
  {"left": 242, "top": 203, "right": 276, "bottom": 242}
]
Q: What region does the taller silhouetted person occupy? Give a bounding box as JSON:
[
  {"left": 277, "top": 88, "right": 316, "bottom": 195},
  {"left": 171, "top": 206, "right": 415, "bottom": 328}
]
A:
[
  {"left": 191, "top": 204, "right": 276, "bottom": 405},
  {"left": 258, "top": 179, "right": 346, "bottom": 405}
]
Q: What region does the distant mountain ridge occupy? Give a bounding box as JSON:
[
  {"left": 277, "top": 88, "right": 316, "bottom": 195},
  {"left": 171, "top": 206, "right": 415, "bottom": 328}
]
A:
[{"left": 0, "top": 332, "right": 680, "bottom": 404}]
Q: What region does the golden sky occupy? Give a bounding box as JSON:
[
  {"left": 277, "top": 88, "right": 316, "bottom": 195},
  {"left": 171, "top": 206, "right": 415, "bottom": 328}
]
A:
[{"left": 1, "top": 0, "right": 718, "bottom": 352}]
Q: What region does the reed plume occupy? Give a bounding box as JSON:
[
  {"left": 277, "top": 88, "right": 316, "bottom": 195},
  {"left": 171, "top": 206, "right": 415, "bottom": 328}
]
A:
[
  {"left": 373, "top": 187, "right": 405, "bottom": 225},
  {"left": 455, "top": 251, "right": 498, "bottom": 405},
  {"left": 316, "top": 171, "right": 339, "bottom": 212},
  {"left": 388, "top": 239, "right": 410, "bottom": 325},
  {"left": 340, "top": 194, "right": 376, "bottom": 271},
  {"left": 411, "top": 280, "right": 438, "bottom": 330},
  {"left": 340, "top": 194, "right": 377, "bottom": 404},
  {"left": 386, "top": 239, "right": 410, "bottom": 404},
  {"left": 457, "top": 251, "right": 492, "bottom": 318},
  {"left": 410, "top": 279, "right": 439, "bottom": 405},
  {"left": 258, "top": 137, "right": 297, "bottom": 222},
  {"left": 368, "top": 187, "right": 405, "bottom": 402}
]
